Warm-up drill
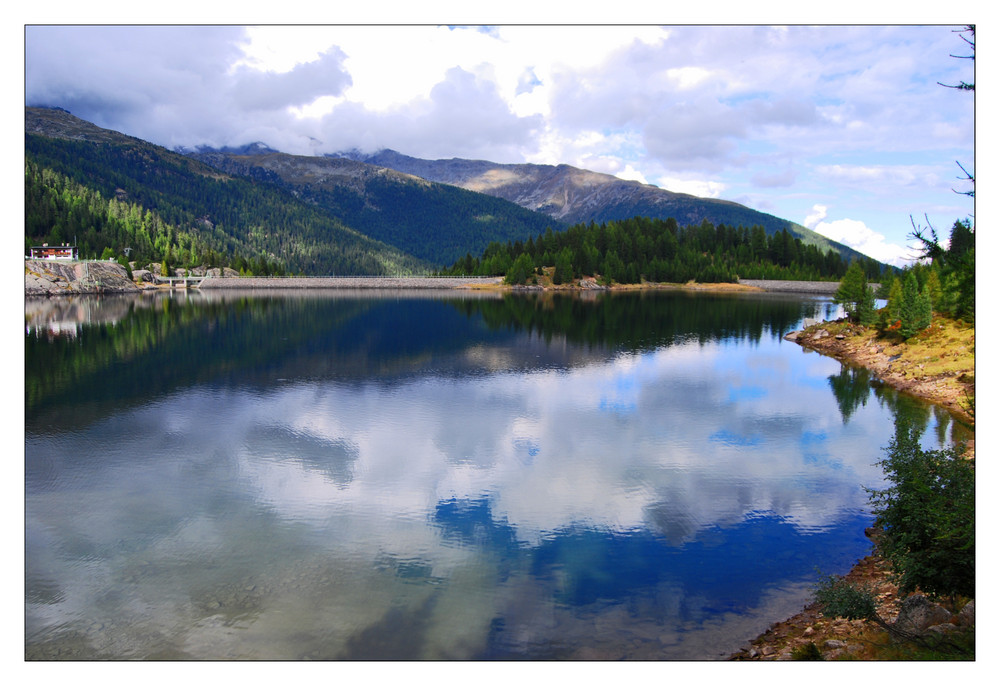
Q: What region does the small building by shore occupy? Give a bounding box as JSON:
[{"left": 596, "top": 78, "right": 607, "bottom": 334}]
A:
[{"left": 29, "top": 244, "right": 78, "bottom": 260}]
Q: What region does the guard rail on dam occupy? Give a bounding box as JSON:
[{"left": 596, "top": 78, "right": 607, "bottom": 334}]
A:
[{"left": 196, "top": 275, "right": 503, "bottom": 290}]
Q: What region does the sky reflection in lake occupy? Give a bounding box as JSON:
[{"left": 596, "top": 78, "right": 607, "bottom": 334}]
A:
[{"left": 25, "top": 291, "right": 960, "bottom": 659}]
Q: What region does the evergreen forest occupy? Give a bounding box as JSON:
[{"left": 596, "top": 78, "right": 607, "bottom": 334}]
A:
[
  {"left": 25, "top": 134, "right": 428, "bottom": 276},
  {"left": 442, "top": 215, "right": 888, "bottom": 285},
  {"left": 190, "top": 151, "right": 560, "bottom": 267}
]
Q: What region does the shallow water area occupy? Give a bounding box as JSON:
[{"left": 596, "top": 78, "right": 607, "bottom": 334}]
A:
[{"left": 25, "top": 289, "right": 965, "bottom": 660}]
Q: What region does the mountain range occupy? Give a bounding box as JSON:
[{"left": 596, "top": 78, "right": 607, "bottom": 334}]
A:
[
  {"left": 331, "top": 149, "right": 865, "bottom": 262},
  {"left": 25, "top": 105, "right": 873, "bottom": 275}
]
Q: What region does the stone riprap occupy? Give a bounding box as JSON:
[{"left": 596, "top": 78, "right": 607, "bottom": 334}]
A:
[
  {"left": 738, "top": 279, "right": 881, "bottom": 294},
  {"left": 198, "top": 276, "right": 502, "bottom": 290},
  {"left": 739, "top": 280, "right": 839, "bottom": 294}
]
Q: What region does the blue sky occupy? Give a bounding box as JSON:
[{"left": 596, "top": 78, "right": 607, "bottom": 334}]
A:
[{"left": 22, "top": 19, "right": 977, "bottom": 267}]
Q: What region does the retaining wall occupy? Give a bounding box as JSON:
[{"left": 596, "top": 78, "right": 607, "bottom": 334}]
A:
[{"left": 198, "top": 276, "right": 502, "bottom": 290}]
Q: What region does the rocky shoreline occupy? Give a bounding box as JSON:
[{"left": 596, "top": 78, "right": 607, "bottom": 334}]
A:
[
  {"left": 729, "top": 315, "right": 975, "bottom": 660},
  {"left": 729, "top": 545, "right": 974, "bottom": 661},
  {"left": 729, "top": 544, "right": 899, "bottom": 660},
  {"left": 784, "top": 317, "right": 975, "bottom": 428},
  {"left": 25, "top": 259, "right": 142, "bottom": 296}
]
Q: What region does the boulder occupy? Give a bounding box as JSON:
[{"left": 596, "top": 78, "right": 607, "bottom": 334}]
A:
[
  {"left": 925, "top": 623, "right": 957, "bottom": 636},
  {"left": 132, "top": 269, "right": 154, "bottom": 282},
  {"left": 957, "top": 600, "right": 975, "bottom": 627},
  {"left": 893, "top": 594, "right": 952, "bottom": 636}
]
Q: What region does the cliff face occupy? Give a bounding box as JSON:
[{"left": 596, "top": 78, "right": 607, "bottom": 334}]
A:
[{"left": 25, "top": 259, "right": 139, "bottom": 296}]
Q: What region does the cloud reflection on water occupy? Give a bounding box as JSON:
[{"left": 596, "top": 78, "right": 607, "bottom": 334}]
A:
[
  {"left": 27, "top": 292, "right": 946, "bottom": 659},
  {"left": 229, "top": 337, "right": 884, "bottom": 550}
]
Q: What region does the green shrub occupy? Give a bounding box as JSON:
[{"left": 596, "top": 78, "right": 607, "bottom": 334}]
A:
[
  {"left": 869, "top": 430, "right": 975, "bottom": 599},
  {"left": 815, "top": 574, "right": 878, "bottom": 621}
]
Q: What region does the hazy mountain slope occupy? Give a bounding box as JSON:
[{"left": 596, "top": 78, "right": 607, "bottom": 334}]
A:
[
  {"left": 24, "top": 107, "right": 429, "bottom": 275},
  {"left": 338, "top": 149, "right": 870, "bottom": 263},
  {"left": 187, "top": 150, "right": 559, "bottom": 266}
]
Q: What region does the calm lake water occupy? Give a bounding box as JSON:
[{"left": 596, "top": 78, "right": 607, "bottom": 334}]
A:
[{"left": 24, "top": 289, "right": 967, "bottom": 660}]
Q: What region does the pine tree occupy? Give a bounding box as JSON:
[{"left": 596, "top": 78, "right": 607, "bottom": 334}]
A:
[
  {"left": 898, "top": 272, "right": 931, "bottom": 339},
  {"left": 504, "top": 252, "right": 534, "bottom": 285},
  {"left": 881, "top": 277, "right": 903, "bottom": 333},
  {"left": 924, "top": 268, "right": 943, "bottom": 311},
  {"left": 834, "top": 262, "right": 876, "bottom": 325},
  {"left": 917, "top": 287, "right": 933, "bottom": 333},
  {"left": 552, "top": 247, "right": 575, "bottom": 285}
]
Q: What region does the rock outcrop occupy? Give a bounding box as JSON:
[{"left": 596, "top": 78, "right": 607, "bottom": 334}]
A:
[{"left": 25, "top": 259, "right": 140, "bottom": 296}]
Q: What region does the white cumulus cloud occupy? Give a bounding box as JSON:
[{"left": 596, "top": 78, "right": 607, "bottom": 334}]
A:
[
  {"left": 803, "top": 204, "right": 828, "bottom": 229},
  {"left": 615, "top": 165, "right": 649, "bottom": 184},
  {"left": 811, "top": 217, "right": 914, "bottom": 268},
  {"left": 657, "top": 176, "right": 726, "bottom": 198}
]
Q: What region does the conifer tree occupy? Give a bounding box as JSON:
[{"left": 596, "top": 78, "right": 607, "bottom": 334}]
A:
[
  {"left": 504, "top": 252, "right": 534, "bottom": 285},
  {"left": 834, "top": 262, "right": 877, "bottom": 325},
  {"left": 898, "top": 272, "right": 932, "bottom": 339},
  {"left": 923, "top": 268, "right": 943, "bottom": 311},
  {"left": 552, "top": 247, "right": 575, "bottom": 285},
  {"left": 880, "top": 277, "right": 904, "bottom": 333}
]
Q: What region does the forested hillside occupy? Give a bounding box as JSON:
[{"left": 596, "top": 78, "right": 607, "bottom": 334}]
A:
[
  {"left": 443, "top": 215, "right": 887, "bottom": 286},
  {"left": 25, "top": 108, "right": 429, "bottom": 275},
  {"left": 189, "top": 150, "right": 560, "bottom": 266}
]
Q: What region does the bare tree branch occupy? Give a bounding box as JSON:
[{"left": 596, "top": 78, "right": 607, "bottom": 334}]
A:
[
  {"left": 952, "top": 161, "right": 975, "bottom": 197},
  {"left": 938, "top": 25, "right": 975, "bottom": 91}
]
